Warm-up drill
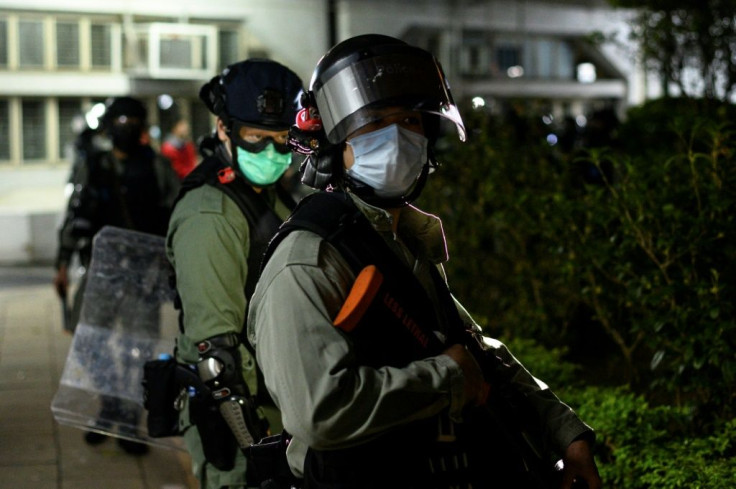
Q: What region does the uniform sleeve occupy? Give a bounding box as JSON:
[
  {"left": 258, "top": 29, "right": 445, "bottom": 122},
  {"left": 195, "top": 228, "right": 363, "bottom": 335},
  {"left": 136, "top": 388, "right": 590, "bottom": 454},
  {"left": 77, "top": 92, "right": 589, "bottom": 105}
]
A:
[
  {"left": 55, "top": 158, "right": 92, "bottom": 269},
  {"left": 155, "top": 154, "right": 182, "bottom": 210},
  {"left": 248, "top": 231, "right": 464, "bottom": 451},
  {"left": 167, "top": 186, "right": 250, "bottom": 362},
  {"left": 452, "top": 296, "right": 594, "bottom": 456}
]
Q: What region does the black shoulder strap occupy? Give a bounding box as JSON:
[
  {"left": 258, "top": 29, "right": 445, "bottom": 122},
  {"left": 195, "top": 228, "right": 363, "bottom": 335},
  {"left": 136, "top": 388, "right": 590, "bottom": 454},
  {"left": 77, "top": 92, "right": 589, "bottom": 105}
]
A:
[
  {"left": 262, "top": 191, "right": 465, "bottom": 361},
  {"left": 173, "top": 155, "right": 287, "bottom": 320},
  {"left": 261, "top": 191, "right": 363, "bottom": 274},
  {"left": 176, "top": 155, "right": 292, "bottom": 238}
]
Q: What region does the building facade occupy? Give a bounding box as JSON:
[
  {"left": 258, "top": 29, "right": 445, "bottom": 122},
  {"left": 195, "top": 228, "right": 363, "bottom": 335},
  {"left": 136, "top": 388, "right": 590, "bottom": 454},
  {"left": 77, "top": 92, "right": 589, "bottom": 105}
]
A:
[{"left": 0, "top": 0, "right": 649, "bottom": 264}]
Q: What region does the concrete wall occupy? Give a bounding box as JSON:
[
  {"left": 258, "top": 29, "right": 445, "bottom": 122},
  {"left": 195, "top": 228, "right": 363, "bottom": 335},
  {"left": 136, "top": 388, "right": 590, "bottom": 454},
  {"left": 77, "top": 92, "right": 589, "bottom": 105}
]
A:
[{"left": 0, "top": 168, "right": 68, "bottom": 264}]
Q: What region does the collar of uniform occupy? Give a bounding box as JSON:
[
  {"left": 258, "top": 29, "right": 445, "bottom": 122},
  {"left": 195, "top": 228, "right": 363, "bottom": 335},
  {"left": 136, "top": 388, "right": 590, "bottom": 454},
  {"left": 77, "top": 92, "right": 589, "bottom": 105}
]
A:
[
  {"left": 346, "top": 191, "right": 449, "bottom": 265},
  {"left": 346, "top": 191, "right": 395, "bottom": 233},
  {"left": 399, "top": 204, "right": 449, "bottom": 265}
]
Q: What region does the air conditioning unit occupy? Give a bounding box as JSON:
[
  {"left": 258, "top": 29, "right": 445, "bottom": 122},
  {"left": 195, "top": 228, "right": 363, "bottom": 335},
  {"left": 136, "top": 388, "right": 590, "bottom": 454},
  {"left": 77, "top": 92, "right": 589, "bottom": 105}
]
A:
[{"left": 129, "top": 23, "right": 218, "bottom": 79}]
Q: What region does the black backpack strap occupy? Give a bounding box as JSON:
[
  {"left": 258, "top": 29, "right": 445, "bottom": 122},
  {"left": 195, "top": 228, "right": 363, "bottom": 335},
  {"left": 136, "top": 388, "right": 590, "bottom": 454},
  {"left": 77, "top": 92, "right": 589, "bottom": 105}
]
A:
[
  {"left": 175, "top": 155, "right": 285, "bottom": 300},
  {"left": 261, "top": 191, "right": 363, "bottom": 274},
  {"left": 261, "top": 190, "right": 459, "bottom": 363}
]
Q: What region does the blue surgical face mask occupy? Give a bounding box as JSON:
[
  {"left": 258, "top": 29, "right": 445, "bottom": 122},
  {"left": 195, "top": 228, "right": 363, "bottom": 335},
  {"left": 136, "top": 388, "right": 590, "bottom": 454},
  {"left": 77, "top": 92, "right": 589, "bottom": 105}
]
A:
[
  {"left": 346, "top": 123, "right": 428, "bottom": 198},
  {"left": 236, "top": 142, "right": 291, "bottom": 186}
]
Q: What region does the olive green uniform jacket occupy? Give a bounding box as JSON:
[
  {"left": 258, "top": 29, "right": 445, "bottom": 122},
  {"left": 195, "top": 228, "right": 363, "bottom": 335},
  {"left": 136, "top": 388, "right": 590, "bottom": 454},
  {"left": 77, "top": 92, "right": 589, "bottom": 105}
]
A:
[
  {"left": 247, "top": 191, "right": 593, "bottom": 479},
  {"left": 166, "top": 173, "right": 292, "bottom": 488}
]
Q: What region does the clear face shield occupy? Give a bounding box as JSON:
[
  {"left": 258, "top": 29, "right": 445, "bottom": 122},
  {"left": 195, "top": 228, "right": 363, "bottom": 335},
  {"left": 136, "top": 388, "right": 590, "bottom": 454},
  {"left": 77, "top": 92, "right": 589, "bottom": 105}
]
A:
[{"left": 312, "top": 49, "right": 466, "bottom": 144}]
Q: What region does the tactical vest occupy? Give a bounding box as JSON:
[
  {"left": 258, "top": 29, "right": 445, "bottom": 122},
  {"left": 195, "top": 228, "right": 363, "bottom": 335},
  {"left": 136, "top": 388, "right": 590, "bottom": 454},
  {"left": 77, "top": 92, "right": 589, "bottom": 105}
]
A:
[
  {"left": 172, "top": 152, "right": 295, "bottom": 407},
  {"left": 83, "top": 147, "right": 170, "bottom": 234},
  {"left": 262, "top": 191, "right": 534, "bottom": 489},
  {"left": 174, "top": 154, "right": 295, "bottom": 302}
]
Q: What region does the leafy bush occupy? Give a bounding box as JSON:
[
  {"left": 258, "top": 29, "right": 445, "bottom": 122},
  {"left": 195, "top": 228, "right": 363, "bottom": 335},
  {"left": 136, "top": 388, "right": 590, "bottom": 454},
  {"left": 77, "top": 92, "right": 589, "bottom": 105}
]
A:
[
  {"left": 419, "top": 98, "right": 736, "bottom": 418},
  {"left": 568, "top": 387, "right": 736, "bottom": 489},
  {"left": 508, "top": 338, "right": 736, "bottom": 489}
]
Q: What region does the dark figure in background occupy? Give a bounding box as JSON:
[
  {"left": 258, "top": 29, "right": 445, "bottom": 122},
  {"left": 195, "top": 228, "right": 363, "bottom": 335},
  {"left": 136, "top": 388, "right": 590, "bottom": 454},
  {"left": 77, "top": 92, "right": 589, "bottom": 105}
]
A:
[
  {"left": 161, "top": 117, "right": 199, "bottom": 180},
  {"left": 53, "top": 95, "right": 180, "bottom": 454},
  {"left": 249, "top": 35, "right": 602, "bottom": 489}
]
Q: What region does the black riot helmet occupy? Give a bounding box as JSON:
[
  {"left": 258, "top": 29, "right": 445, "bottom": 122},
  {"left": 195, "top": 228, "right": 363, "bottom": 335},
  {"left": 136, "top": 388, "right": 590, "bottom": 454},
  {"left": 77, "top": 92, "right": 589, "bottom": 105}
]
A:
[
  {"left": 199, "top": 58, "right": 303, "bottom": 131},
  {"left": 311, "top": 34, "right": 465, "bottom": 145},
  {"left": 198, "top": 59, "right": 304, "bottom": 186},
  {"left": 291, "top": 34, "right": 465, "bottom": 194},
  {"left": 101, "top": 96, "right": 148, "bottom": 154}
]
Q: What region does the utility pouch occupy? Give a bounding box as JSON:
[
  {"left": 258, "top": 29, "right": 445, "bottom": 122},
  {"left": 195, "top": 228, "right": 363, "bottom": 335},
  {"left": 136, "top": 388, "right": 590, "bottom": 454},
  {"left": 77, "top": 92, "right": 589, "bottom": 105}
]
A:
[
  {"left": 189, "top": 392, "right": 239, "bottom": 471},
  {"left": 245, "top": 431, "right": 301, "bottom": 489},
  {"left": 142, "top": 357, "right": 180, "bottom": 438}
]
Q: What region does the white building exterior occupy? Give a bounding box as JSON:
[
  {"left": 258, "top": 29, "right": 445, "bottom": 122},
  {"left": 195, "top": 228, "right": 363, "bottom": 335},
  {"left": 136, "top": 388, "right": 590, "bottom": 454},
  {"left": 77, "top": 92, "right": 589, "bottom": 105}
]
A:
[{"left": 0, "top": 0, "right": 652, "bottom": 264}]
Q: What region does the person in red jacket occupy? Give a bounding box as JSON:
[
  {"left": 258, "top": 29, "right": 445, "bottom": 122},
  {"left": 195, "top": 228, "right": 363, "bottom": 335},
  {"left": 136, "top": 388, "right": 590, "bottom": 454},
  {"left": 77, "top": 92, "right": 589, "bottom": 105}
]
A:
[{"left": 161, "top": 118, "right": 198, "bottom": 179}]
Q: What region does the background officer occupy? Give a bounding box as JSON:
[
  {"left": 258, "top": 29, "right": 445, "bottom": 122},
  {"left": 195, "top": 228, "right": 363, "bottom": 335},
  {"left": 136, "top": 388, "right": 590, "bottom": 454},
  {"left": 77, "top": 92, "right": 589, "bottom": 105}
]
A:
[{"left": 53, "top": 95, "right": 180, "bottom": 454}]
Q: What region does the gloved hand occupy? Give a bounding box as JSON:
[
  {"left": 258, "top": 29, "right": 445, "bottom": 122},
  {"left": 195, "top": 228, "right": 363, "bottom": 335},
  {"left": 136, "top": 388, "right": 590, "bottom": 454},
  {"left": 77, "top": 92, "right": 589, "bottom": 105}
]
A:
[
  {"left": 443, "top": 343, "right": 487, "bottom": 406},
  {"left": 560, "top": 438, "right": 602, "bottom": 489},
  {"left": 53, "top": 264, "right": 69, "bottom": 298}
]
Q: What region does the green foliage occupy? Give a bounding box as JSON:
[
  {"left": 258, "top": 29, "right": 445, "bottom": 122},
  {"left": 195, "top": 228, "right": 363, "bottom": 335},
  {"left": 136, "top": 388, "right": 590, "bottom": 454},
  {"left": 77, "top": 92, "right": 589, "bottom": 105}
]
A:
[
  {"left": 567, "top": 386, "right": 736, "bottom": 489},
  {"left": 496, "top": 336, "right": 736, "bottom": 488},
  {"left": 608, "top": 0, "right": 736, "bottom": 100},
  {"left": 501, "top": 335, "right": 580, "bottom": 387},
  {"left": 419, "top": 99, "right": 736, "bottom": 419}
]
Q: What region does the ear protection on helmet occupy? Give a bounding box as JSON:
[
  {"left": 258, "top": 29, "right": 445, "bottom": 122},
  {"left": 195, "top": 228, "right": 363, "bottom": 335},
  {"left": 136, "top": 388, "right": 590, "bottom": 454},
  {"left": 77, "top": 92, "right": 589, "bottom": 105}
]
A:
[
  {"left": 199, "top": 75, "right": 228, "bottom": 123},
  {"left": 286, "top": 91, "right": 344, "bottom": 190}
]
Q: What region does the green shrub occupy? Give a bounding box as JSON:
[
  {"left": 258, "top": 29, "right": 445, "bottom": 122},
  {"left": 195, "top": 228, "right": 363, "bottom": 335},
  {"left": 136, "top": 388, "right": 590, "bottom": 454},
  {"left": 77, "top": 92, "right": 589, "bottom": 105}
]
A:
[
  {"left": 420, "top": 99, "right": 736, "bottom": 419},
  {"left": 500, "top": 337, "right": 736, "bottom": 488},
  {"left": 501, "top": 335, "right": 579, "bottom": 387},
  {"left": 566, "top": 387, "right": 736, "bottom": 489}
]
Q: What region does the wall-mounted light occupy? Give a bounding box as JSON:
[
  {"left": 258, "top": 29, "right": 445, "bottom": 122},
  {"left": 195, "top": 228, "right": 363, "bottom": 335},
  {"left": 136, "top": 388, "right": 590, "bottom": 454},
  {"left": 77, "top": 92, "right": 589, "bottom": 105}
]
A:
[
  {"left": 507, "top": 65, "right": 524, "bottom": 78},
  {"left": 577, "top": 62, "right": 597, "bottom": 83}
]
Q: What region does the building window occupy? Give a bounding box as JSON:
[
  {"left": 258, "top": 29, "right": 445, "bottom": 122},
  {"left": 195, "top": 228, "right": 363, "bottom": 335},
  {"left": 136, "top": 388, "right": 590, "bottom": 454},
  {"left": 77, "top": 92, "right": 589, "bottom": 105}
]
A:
[
  {"left": 19, "top": 20, "right": 45, "bottom": 68},
  {"left": 460, "top": 31, "right": 490, "bottom": 77},
  {"left": 0, "top": 19, "right": 7, "bottom": 68},
  {"left": 191, "top": 100, "right": 212, "bottom": 147},
  {"left": 56, "top": 21, "right": 80, "bottom": 67},
  {"left": 160, "top": 37, "right": 192, "bottom": 69},
  {"left": 558, "top": 41, "right": 575, "bottom": 80},
  {"left": 496, "top": 45, "right": 521, "bottom": 74},
  {"left": 58, "top": 99, "right": 82, "bottom": 160},
  {"left": 0, "top": 100, "right": 9, "bottom": 160},
  {"left": 218, "top": 30, "right": 239, "bottom": 71},
  {"left": 91, "top": 23, "right": 112, "bottom": 68},
  {"left": 535, "top": 39, "right": 555, "bottom": 79},
  {"left": 22, "top": 100, "right": 46, "bottom": 161}
]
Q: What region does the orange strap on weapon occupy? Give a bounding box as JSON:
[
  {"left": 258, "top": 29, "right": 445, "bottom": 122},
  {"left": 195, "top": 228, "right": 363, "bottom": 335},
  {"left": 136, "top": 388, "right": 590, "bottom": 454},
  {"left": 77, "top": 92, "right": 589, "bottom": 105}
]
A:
[
  {"left": 333, "top": 265, "right": 384, "bottom": 332},
  {"left": 334, "top": 265, "right": 492, "bottom": 405}
]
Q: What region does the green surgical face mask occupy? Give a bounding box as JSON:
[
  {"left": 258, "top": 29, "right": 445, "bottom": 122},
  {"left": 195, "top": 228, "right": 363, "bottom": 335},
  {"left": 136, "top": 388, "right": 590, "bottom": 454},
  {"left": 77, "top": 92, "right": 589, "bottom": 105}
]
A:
[{"left": 236, "top": 142, "right": 291, "bottom": 186}]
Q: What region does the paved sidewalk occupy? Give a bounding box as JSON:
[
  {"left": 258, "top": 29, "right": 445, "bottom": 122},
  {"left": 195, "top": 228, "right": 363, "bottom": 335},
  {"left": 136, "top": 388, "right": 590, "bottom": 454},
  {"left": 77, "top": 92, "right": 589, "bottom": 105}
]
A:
[{"left": 0, "top": 265, "right": 197, "bottom": 489}]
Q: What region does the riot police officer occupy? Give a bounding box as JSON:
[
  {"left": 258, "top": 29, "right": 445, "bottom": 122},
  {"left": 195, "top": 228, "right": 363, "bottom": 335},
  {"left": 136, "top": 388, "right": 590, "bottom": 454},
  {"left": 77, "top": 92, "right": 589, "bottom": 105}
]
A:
[
  {"left": 165, "top": 59, "right": 304, "bottom": 488},
  {"left": 248, "top": 35, "right": 602, "bottom": 489}
]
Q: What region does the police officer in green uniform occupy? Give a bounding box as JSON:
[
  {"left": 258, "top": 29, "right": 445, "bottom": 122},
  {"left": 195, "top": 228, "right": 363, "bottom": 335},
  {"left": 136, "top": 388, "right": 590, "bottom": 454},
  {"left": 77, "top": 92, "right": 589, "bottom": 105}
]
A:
[
  {"left": 248, "top": 35, "right": 602, "bottom": 489},
  {"left": 165, "top": 59, "right": 303, "bottom": 488}
]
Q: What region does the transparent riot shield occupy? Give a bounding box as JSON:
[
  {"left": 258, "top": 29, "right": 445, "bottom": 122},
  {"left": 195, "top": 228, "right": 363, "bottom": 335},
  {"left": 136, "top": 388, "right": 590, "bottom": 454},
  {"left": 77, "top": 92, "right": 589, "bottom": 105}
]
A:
[{"left": 51, "top": 225, "right": 182, "bottom": 450}]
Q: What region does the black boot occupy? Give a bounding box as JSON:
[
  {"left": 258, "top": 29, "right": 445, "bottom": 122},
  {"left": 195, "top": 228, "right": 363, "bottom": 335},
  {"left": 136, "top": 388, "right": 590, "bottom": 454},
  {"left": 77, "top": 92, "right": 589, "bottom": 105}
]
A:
[
  {"left": 84, "top": 430, "right": 109, "bottom": 445},
  {"left": 117, "top": 437, "right": 150, "bottom": 455}
]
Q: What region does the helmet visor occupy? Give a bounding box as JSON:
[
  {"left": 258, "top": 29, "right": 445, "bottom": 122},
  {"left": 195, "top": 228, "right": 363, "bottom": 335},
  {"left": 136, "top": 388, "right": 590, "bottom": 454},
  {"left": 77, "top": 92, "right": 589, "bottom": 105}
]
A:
[{"left": 314, "top": 50, "right": 466, "bottom": 144}]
